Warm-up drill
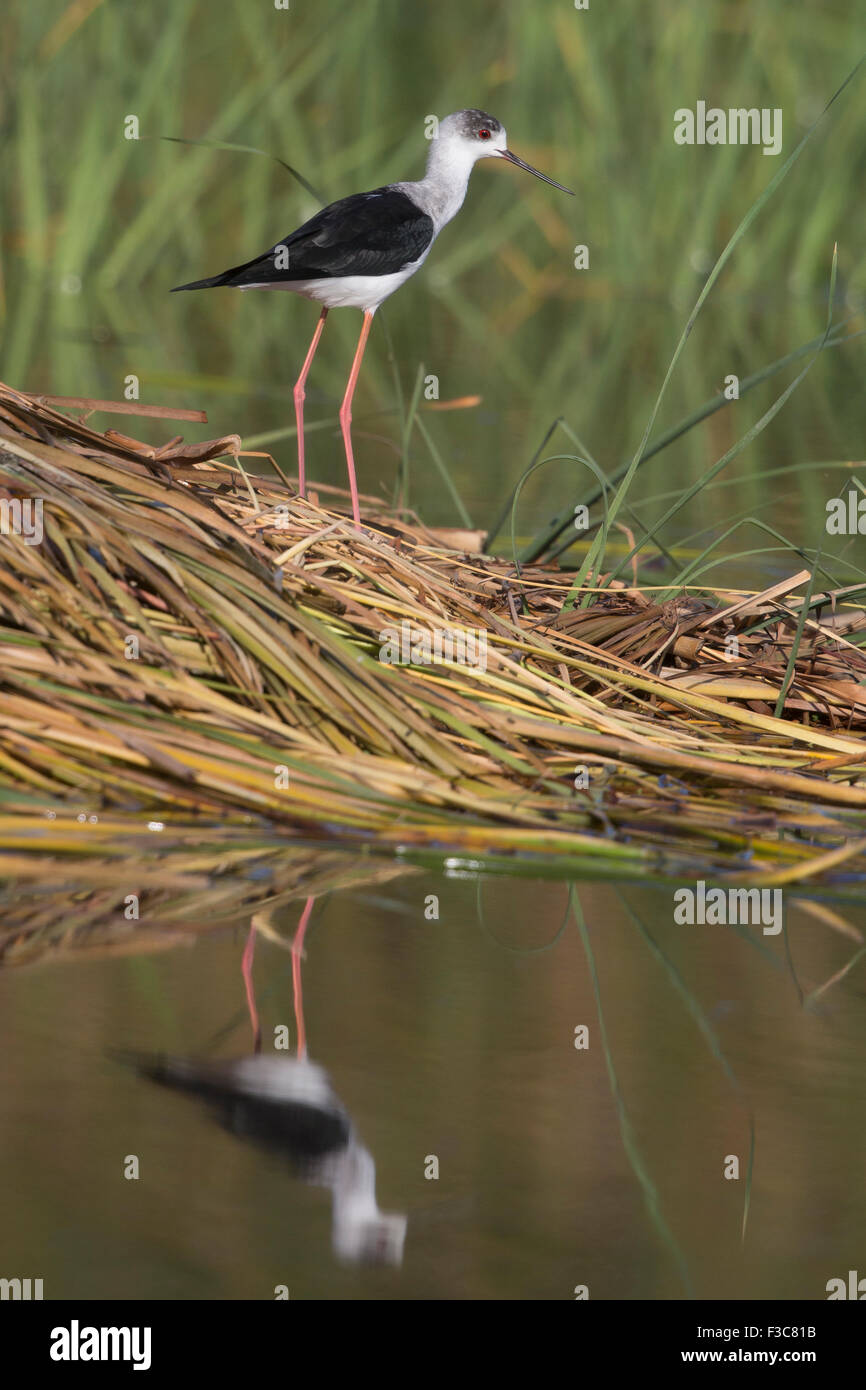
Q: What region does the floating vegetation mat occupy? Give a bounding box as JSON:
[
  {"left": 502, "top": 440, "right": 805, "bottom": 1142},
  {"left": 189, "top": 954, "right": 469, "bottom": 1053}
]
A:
[
  {"left": 2, "top": 379, "right": 866, "bottom": 912},
  {"left": 0, "top": 832, "right": 414, "bottom": 968}
]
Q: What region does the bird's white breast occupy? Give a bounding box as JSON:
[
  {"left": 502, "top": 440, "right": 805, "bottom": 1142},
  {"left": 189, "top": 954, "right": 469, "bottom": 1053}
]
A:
[{"left": 239, "top": 254, "right": 429, "bottom": 312}]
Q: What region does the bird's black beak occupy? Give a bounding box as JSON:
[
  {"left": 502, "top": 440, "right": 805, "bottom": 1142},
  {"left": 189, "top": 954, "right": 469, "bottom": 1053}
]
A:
[{"left": 498, "top": 148, "right": 574, "bottom": 195}]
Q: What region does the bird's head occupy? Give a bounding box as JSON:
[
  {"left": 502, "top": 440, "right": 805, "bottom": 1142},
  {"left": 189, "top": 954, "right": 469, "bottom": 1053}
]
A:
[{"left": 437, "top": 109, "right": 573, "bottom": 194}]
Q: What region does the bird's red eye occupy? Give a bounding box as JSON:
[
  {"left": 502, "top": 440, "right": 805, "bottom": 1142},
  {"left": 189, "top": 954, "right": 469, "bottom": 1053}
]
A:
[{"left": 478, "top": 129, "right": 491, "bottom": 140}]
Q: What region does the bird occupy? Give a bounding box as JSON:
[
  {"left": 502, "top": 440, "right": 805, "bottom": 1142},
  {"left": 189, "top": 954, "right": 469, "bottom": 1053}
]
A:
[
  {"left": 114, "top": 1050, "right": 407, "bottom": 1265},
  {"left": 109, "top": 897, "right": 408, "bottom": 1268},
  {"left": 172, "top": 109, "right": 574, "bottom": 528}
]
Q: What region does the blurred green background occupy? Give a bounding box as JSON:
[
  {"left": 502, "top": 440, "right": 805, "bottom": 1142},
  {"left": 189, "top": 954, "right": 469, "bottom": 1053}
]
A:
[
  {"left": 1, "top": 0, "right": 864, "bottom": 579},
  {"left": 2, "top": 6, "right": 866, "bottom": 1299}
]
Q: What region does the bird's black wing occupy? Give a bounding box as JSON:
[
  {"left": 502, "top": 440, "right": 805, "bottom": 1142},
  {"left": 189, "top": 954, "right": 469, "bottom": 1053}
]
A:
[{"left": 172, "top": 187, "right": 434, "bottom": 291}]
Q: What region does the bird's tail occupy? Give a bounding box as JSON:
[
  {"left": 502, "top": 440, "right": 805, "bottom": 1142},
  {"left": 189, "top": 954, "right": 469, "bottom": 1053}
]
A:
[
  {"left": 171, "top": 271, "right": 234, "bottom": 292},
  {"left": 171, "top": 248, "right": 268, "bottom": 292}
]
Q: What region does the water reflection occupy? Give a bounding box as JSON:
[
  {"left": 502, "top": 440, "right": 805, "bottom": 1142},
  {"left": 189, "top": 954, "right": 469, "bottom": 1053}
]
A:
[
  {"left": 113, "top": 899, "right": 407, "bottom": 1269},
  {"left": 1, "top": 854, "right": 866, "bottom": 1298}
]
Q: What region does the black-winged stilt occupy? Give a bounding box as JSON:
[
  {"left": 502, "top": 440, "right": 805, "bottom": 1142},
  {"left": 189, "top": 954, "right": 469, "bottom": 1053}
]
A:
[
  {"left": 113, "top": 896, "right": 407, "bottom": 1266},
  {"left": 173, "top": 110, "right": 573, "bottom": 527},
  {"left": 117, "top": 1048, "right": 407, "bottom": 1264}
]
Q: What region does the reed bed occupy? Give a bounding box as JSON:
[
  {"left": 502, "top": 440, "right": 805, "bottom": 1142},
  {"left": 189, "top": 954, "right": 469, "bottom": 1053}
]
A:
[
  {"left": 0, "top": 830, "right": 413, "bottom": 968},
  {"left": 1, "top": 380, "right": 866, "bottom": 909}
]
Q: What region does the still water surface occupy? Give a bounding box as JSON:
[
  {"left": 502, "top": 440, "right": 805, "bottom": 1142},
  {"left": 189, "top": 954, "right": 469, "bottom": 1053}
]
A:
[{"left": 2, "top": 869, "right": 865, "bottom": 1300}]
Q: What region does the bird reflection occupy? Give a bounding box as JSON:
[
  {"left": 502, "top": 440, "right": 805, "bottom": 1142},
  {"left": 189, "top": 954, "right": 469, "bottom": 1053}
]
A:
[{"left": 117, "top": 896, "right": 407, "bottom": 1267}]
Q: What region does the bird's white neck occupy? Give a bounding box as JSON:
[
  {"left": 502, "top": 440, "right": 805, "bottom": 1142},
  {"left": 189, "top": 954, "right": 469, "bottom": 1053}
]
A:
[{"left": 395, "top": 137, "right": 480, "bottom": 234}]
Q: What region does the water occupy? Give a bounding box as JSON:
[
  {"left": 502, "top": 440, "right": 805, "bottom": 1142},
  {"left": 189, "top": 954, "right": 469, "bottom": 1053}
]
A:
[{"left": 2, "top": 868, "right": 864, "bottom": 1299}]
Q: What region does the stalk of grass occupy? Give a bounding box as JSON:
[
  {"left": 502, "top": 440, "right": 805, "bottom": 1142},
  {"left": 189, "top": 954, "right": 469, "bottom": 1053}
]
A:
[
  {"left": 572, "top": 888, "right": 693, "bottom": 1295},
  {"left": 520, "top": 50, "right": 864, "bottom": 574},
  {"left": 412, "top": 413, "right": 473, "bottom": 526},
  {"left": 596, "top": 251, "right": 839, "bottom": 593},
  {"left": 474, "top": 878, "right": 571, "bottom": 955},
  {"left": 533, "top": 325, "right": 865, "bottom": 568},
  {"left": 160, "top": 136, "right": 326, "bottom": 204},
  {"left": 571, "top": 122, "right": 851, "bottom": 599},
  {"left": 508, "top": 451, "right": 611, "bottom": 581},
  {"left": 617, "top": 891, "right": 756, "bottom": 1244},
  {"left": 773, "top": 539, "right": 824, "bottom": 719},
  {"left": 393, "top": 360, "right": 425, "bottom": 510}
]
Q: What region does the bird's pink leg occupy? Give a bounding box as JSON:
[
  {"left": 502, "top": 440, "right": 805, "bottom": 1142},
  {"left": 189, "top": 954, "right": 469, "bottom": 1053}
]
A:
[
  {"left": 338, "top": 310, "right": 373, "bottom": 528},
  {"left": 241, "top": 921, "right": 261, "bottom": 1054},
  {"left": 293, "top": 306, "right": 328, "bottom": 499},
  {"left": 292, "top": 895, "right": 315, "bottom": 1060}
]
